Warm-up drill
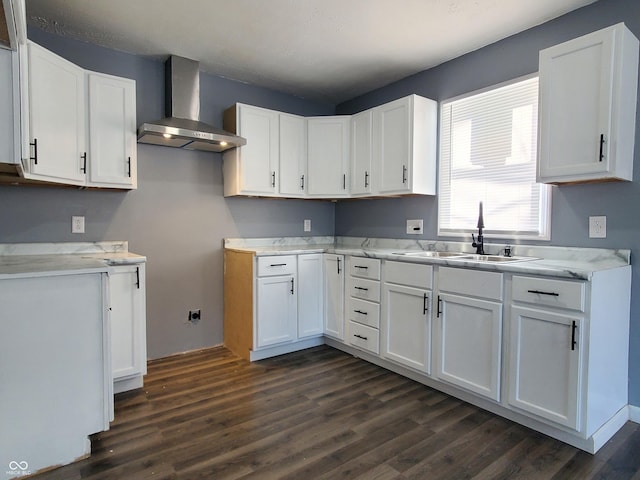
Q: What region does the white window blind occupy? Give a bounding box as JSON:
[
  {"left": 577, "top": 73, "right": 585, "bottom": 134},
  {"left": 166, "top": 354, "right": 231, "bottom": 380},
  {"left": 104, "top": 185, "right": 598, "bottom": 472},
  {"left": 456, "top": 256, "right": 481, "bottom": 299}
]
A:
[{"left": 438, "top": 76, "right": 551, "bottom": 240}]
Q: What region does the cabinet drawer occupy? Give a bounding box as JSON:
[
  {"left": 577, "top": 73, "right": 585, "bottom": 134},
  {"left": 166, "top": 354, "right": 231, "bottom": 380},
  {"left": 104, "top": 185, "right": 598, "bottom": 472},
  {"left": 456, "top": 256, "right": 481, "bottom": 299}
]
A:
[
  {"left": 385, "top": 261, "right": 433, "bottom": 289},
  {"left": 256, "top": 255, "right": 297, "bottom": 277},
  {"left": 349, "top": 256, "right": 381, "bottom": 280},
  {"left": 349, "top": 277, "right": 380, "bottom": 302},
  {"left": 438, "top": 266, "right": 503, "bottom": 301},
  {"left": 348, "top": 298, "right": 380, "bottom": 329},
  {"left": 512, "top": 276, "right": 585, "bottom": 312},
  {"left": 348, "top": 321, "right": 380, "bottom": 354}
]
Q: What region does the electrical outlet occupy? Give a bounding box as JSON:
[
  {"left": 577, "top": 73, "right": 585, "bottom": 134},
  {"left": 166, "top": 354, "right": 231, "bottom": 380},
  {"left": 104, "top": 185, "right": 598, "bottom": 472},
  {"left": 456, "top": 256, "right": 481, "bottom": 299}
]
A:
[
  {"left": 71, "top": 216, "right": 85, "bottom": 234},
  {"left": 589, "top": 216, "right": 606, "bottom": 238},
  {"left": 406, "top": 219, "right": 423, "bottom": 235},
  {"left": 188, "top": 309, "right": 201, "bottom": 324},
  {"left": 304, "top": 219, "right": 311, "bottom": 232}
]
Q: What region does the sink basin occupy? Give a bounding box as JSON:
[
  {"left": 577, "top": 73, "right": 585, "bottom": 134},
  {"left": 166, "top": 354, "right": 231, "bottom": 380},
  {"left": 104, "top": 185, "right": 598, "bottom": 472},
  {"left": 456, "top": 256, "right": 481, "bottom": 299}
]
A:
[
  {"left": 456, "top": 254, "right": 537, "bottom": 263},
  {"left": 392, "top": 251, "right": 466, "bottom": 258}
]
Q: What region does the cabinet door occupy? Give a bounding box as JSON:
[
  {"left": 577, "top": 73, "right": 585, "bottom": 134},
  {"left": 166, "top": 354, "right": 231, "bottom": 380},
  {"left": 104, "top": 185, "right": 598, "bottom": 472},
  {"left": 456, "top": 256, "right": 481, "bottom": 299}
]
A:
[
  {"left": 538, "top": 24, "right": 638, "bottom": 183},
  {"left": 256, "top": 275, "right": 297, "bottom": 347},
  {"left": 435, "top": 293, "right": 502, "bottom": 401},
  {"left": 25, "top": 41, "right": 86, "bottom": 184},
  {"left": 382, "top": 283, "right": 431, "bottom": 374},
  {"left": 375, "top": 97, "right": 410, "bottom": 194},
  {"left": 298, "top": 254, "right": 324, "bottom": 339},
  {"left": 0, "top": 48, "right": 18, "bottom": 165},
  {"left": 88, "top": 72, "right": 137, "bottom": 188},
  {"left": 307, "top": 116, "right": 350, "bottom": 197},
  {"left": 110, "top": 264, "right": 147, "bottom": 382},
  {"left": 508, "top": 306, "right": 582, "bottom": 430},
  {"left": 279, "top": 113, "right": 307, "bottom": 197},
  {"left": 237, "top": 104, "right": 279, "bottom": 195},
  {"left": 350, "top": 110, "right": 372, "bottom": 195},
  {"left": 324, "top": 254, "right": 345, "bottom": 340}
]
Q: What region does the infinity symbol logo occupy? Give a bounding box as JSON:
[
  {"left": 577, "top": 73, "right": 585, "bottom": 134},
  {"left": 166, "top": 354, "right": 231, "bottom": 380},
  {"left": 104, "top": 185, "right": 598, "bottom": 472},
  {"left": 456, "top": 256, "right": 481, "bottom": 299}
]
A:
[{"left": 8, "top": 461, "right": 28, "bottom": 470}]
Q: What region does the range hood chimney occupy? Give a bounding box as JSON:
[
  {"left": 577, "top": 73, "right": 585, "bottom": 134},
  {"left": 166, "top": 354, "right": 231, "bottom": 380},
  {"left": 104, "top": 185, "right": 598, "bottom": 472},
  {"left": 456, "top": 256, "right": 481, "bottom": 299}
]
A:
[{"left": 137, "top": 55, "right": 246, "bottom": 152}]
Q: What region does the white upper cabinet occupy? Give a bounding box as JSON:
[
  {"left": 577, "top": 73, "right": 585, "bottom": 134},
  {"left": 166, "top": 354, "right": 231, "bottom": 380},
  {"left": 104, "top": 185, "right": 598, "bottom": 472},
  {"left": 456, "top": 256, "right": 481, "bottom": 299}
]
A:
[
  {"left": 88, "top": 72, "right": 137, "bottom": 188},
  {"left": 350, "top": 110, "right": 372, "bottom": 196},
  {"left": 223, "top": 103, "right": 279, "bottom": 196},
  {"left": 19, "top": 41, "right": 137, "bottom": 189},
  {"left": 0, "top": 47, "right": 18, "bottom": 165},
  {"left": 537, "top": 23, "right": 639, "bottom": 184},
  {"left": 307, "top": 116, "right": 350, "bottom": 197},
  {"left": 278, "top": 112, "right": 307, "bottom": 197},
  {"left": 373, "top": 95, "right": 437, "bottom": 196},
  {"left": 23, "top": 41, "right": 87, "bottom": 185}
]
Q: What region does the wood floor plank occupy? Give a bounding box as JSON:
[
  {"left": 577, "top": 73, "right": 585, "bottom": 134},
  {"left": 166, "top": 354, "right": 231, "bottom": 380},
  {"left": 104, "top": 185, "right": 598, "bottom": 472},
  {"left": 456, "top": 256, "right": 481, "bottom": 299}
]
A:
[{"left": 27, "top": 345, "right": 640, "bottom": 480}]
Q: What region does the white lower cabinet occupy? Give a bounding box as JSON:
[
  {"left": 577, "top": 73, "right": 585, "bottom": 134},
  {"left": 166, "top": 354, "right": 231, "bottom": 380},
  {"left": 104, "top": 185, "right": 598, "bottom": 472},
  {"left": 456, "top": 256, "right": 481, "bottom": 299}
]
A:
[
  {"left": 323, "top": 253, "right": 345, "bottom": 340},
  {"left": 382, "top": 261, "right": 433, "bottom": 374},
  {"left": 109, "top": 263, "right": 147, "bottom": 393},
  {"left": 256, "top": 257, "right": 297, "bottom": 348},
  {"left": 434, "top": 267, "right": 503, "bottom": 402},
  {"left": 297, "top": 253, "right": 324, "bottom": 339},
  {"left": 508, "top": 305, "right": 583, "bottom": 429}
]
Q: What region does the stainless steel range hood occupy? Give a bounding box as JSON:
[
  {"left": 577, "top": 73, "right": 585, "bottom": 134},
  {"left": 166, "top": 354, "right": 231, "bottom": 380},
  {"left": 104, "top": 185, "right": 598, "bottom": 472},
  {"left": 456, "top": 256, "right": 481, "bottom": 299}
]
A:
[{"left": 137, "top": 55, "right": 246, "bottom": 152}]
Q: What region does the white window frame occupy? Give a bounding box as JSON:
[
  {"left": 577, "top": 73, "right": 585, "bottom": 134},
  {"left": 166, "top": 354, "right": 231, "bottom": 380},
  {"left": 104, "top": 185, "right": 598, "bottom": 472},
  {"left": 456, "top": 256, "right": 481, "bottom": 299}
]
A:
[{"left": 437, "top": 74, "right": 552, "bottom": 241}]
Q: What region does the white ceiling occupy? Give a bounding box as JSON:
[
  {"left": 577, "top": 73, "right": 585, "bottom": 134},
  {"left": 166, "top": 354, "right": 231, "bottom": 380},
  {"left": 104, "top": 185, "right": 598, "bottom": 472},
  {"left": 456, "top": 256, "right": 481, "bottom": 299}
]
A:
[{"left": 25, "top": 0, "right": 597, "bottom": 104}]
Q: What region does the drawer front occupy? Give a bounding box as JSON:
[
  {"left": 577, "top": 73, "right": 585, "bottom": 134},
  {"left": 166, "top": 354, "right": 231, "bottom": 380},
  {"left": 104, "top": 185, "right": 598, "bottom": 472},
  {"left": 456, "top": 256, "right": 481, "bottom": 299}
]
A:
[
  {"left": 256, "top": 255, "right": 297, "bottom": 277},
  {"left": 348, "top": 298, "right": 380, "bottom": 329},
  {"left": 438, "top": 266, "right": 503, "bottom": 301},
  {"left": 349, "top": 277, "right": 381, "bottom": 302},
  {"left": 512, "top": 275, "right": 585, "bottom": 312},
  {"left": 385, "top": 260, "right": 433, "bottom": 289},
  {"left": 349, "top": 256, "right": 381, "bottom": 280},
  {"left": 348, "top": 321, "right": 380, "bottom": 354}
]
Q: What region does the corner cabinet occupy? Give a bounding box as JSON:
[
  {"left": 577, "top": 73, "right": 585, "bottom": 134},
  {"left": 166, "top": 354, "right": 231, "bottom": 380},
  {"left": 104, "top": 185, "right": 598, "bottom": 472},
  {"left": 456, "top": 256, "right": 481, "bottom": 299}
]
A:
[
  {"left": 373, "top": 95, "right": 437, "bottom": 195},
  {"left": 537, "top": 23, "right": 639, "bottom": 184},
  {"left": 307, "top": 116, "right": 351, "bottom": 197},
  {"left": 110, "top": 263, "right": 147, "bottom": 393},
  {"left": 20, "top": 41, "right": 137, "bottom": 189}
]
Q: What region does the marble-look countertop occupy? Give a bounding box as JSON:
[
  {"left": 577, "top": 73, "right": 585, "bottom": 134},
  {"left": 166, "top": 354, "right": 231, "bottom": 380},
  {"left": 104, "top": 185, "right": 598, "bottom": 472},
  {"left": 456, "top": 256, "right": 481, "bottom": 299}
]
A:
[
  {"left": 225, "top": 236, "right": 631, "bottom": 281},
  {"left": 0, "top": 242, "right": 146, "bottom": 279}
]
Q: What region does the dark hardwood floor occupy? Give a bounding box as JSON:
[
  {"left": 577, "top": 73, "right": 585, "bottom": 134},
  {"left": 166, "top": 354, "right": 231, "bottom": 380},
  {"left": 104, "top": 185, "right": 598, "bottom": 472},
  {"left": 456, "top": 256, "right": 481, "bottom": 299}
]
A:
[{"left": 32, "top": 345, "right": 640, "bottom": 480}]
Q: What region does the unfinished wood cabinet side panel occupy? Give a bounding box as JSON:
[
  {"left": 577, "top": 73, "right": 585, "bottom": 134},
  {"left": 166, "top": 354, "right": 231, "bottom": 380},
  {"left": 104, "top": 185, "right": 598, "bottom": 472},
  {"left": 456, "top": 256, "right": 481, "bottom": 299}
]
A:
[{"left": 224, "top": 250, "right": 254, "bottom": 360}]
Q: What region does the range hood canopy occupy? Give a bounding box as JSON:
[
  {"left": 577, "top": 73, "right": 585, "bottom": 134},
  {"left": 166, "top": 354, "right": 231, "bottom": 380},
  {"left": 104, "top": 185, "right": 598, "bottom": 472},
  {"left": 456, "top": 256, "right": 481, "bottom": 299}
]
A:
[{"left": 137, "top": 55, "right": 246, "bottom": 152}]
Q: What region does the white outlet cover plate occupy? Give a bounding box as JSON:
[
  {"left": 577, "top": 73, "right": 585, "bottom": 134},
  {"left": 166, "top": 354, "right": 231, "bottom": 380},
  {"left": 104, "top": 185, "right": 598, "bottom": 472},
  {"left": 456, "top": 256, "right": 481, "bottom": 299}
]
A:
[
  {"left": 72, "top": 215, "right": 85, "bottom": 234},
  {"left": 406, "top": 219, "right": 423, "bottom": 235},
  {"left": 589, "top": 215, "right": 606, "bottom": 238},
  {"left": 304, "top": 219, "right": 311, "bottom": 232}
]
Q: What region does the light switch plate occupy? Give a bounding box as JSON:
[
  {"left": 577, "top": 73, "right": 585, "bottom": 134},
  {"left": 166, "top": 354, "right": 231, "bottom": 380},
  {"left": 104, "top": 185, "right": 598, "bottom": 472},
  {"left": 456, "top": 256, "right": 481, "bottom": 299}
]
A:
[
  {"left": 589, "top": 215, "right": 606, "bottom": 238},
  {"left": 406, "top": 219, "right": 423, "bottom": 235}
]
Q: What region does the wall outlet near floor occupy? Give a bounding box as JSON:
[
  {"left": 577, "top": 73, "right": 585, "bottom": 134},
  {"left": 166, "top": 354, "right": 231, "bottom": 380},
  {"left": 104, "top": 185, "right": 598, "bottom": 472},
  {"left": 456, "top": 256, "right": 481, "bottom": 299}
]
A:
[
  {"left": 589, "top": 215, "right": 607, "bottom": 238},
  {"left": 304, "top": 219, "right": 311, "bottom": 232},
  {"left": 406, "top": 219, "right": 423, "bottom": 235},
  {"left": 71, "top": 215, "right": 85, "bottom": 234},
  {"left": 188, "top": 309, "right": 201, "bottom": 324}
]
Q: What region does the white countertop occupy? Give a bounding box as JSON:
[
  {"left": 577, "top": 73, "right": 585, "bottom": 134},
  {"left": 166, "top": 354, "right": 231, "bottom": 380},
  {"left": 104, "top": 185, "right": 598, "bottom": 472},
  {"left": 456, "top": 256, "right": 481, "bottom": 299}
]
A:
[
  {"left": 0, "top": 242, "right": 146, "bottom": 279},
  {"left": 225, "top": 236, "right": 631, "bottom": 281}
]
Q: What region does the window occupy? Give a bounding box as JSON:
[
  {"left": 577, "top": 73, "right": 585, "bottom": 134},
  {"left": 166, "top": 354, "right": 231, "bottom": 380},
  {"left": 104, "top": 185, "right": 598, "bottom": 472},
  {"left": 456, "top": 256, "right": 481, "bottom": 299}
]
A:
[{"left": 438, "top": 76, "right": 551, "bottom": 240}]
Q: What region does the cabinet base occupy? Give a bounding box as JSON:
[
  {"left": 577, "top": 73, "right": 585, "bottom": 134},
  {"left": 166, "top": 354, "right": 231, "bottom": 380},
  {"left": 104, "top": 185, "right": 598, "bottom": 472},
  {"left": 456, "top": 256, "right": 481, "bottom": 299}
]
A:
[
  {"left": 325, "top": 338, "right": 629, "bottom": 454},
  {"left": 114, "top": 374, "right": 144, "bottom": 394},
  {"left": 250, "top": 336, "right": 324, "bottom": 361}
]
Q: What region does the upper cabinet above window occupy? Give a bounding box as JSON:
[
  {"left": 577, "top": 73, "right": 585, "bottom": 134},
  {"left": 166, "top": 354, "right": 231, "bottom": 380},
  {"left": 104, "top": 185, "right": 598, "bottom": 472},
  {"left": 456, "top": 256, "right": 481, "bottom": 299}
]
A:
[{"left": 537, "top": 23, "right": 639, "bottom": 185}]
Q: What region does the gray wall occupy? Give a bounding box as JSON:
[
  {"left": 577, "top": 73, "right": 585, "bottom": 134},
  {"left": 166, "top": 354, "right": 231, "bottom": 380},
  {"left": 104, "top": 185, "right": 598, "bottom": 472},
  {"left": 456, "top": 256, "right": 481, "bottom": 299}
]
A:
[
  {"left": 0, "top": 28, "right": 336, "bottom": 359},
  {"left": 336, "top": 0, "right": 640, "bottom": 405}
]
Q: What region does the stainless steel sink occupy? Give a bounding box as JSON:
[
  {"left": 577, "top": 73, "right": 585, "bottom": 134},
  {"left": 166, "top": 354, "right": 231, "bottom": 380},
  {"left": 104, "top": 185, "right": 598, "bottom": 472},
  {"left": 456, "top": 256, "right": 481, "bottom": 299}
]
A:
[
  {"left": 392, "top": 251, "right": 466, "bottom": 258},
  {"left": 455, "top": 254, "right": 537, "bottom": 263}
]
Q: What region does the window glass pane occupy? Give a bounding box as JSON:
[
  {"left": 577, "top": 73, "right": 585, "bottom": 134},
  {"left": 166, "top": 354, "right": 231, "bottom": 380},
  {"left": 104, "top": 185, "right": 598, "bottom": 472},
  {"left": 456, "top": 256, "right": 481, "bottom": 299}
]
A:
[{"left": 438, "top": 76, "right": 551, "bottom": 240}]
